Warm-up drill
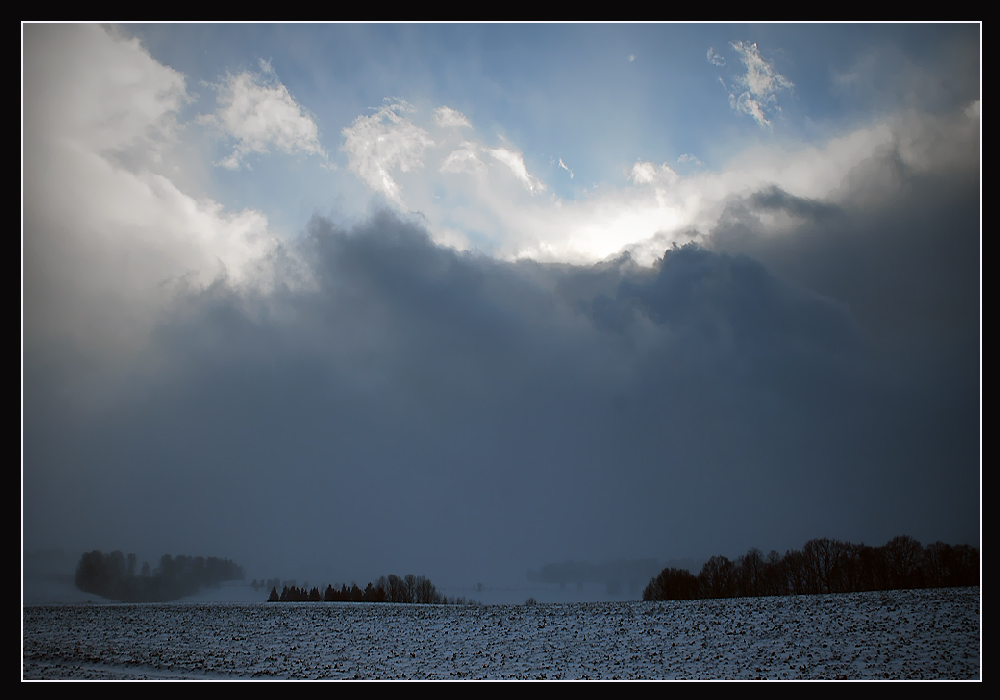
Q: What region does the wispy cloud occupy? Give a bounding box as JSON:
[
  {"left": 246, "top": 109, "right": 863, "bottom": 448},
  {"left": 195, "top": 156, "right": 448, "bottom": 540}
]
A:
[
  {"left": 341, "top": 100, "right": 434, "bottom": 205},
  {"left": 628, "top": 54, "right": 636, "bottom": 62},
  {"left": 707, "top": 47, "right": 725, "bottom": 67},
  {"left": 440, "top": 141, "right": 487, "bottom": 178},
  {"left": 558, "top": 157, "right": 574, "bottom": 179},
  {"left": 677, "top": 153, "right": 705, "bottom": 166},
  {"left": 434, "top": 106, "right": 473, "bottom": 129},
  {"left": 204, "top": 59, "right": 327, "bottom": 170},
  {"left": 488, "top": 146, "right": 546, "bottom": 194},
  {"left": 725, "top": 41, "right": 794, "bottom": 129},
  {"left": 628, "top": 160, "right": 678, "bottom": 186}
]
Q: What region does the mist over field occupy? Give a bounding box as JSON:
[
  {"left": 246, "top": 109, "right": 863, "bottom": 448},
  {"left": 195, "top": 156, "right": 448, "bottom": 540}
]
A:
[{"left": 22, "top": 23, "right": 979, "bottom": 598}]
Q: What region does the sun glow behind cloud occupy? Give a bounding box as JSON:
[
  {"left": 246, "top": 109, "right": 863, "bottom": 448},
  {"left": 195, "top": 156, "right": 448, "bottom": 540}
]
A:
[
  {"left": 24, "top": 25, "right": 981, "bottom": 296},
  {"left": 327, "top": 100, "right": 973, "bottom": 266}
]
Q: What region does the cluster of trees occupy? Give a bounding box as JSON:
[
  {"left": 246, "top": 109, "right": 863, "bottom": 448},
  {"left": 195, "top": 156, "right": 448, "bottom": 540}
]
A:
[
  {"left": 643, "top": 536, "right": 979, "bottom": 602},
  {"left": 265, "top": 573, "right": 477, "bottom": 605},
  {"left": 74, "top": 550, "right": 244, "bottom": 602}
]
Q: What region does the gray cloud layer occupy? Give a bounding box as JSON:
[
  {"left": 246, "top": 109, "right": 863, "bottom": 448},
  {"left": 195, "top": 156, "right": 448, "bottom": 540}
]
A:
[{"left": 24, "top": 139, "right": 979, "bottom": 587}]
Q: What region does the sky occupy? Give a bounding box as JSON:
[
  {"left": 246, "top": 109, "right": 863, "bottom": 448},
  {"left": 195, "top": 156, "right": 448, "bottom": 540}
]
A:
[{"left": 22, "top": 23, "right": 980, "bottom": 598}]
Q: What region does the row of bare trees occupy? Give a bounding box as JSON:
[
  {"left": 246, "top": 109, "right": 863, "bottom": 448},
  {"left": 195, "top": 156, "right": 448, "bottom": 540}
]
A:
[
  {"left": 266, "top": 573, "right": 475, "bottom": 605},
  {"left": 643, "top": 536, "right": 978, "bottom": 601}
]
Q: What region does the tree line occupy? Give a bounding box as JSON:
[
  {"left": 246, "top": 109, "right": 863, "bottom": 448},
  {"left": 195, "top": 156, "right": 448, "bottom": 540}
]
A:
[
  {"left": 74, "top": 550, "right": 245, "bottom": 602},
  {"left": 643, "top": 535, "right": 979, "bottom": 601},
  {"left": 264, "top": 573, "right": 478, "bottom": 605}
]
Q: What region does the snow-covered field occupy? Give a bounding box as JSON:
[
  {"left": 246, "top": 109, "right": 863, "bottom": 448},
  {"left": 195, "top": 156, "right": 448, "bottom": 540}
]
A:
[{"left": 22, "top": 587, "right": 980, "bottom": 680}]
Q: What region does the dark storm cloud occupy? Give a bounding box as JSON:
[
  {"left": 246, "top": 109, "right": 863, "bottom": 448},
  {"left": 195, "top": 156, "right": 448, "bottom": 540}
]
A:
[
  {"left": 705, "top": 140, "right": 979, "bottom": 373},
  {"left": 23, "top": 159, "right": 979, "bottom": 590}
]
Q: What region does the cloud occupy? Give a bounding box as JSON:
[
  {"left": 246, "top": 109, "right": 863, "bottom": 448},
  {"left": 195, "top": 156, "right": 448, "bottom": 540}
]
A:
[
  {"left": 440, "top": 142, "right": 487, "bottom": 178},
  {"left": 23, "top": 24, "right": 281, "bottom": 402},
  {"left": 723, "top": 41, "right": 794, "bottom": 128},
  {"left": 488, "top": 146, "right": 546, "bottom": 194},
  {"left": 341, "top": 100, "right": 434, "bottom": 205},
  {"left": 707, "top": 47, "right": 725, "bottom": 67},
  {"left": 23, "top": 24, "right": 188, "bottom": 165},
  {"left": 24, "top": 198, "right": 978, "bottom": 580},
  {"left": 558, "top": 158, "right": 575, "bottom": 179},
  {"left": 204, "top": 58, "right": 327, "bottom": 170},
  {"left": 628, "top": 160, "right": 678, "bottom": 186},
  {"left": 434, "top": 106, "right": 473, "bottom": 129},
  {"left": 335, "top": 84, "right": 976, "bottom": 274},
  {"left": 628, "top": 54, "right": 636, "bottom": 62},
  {"left": 831, "top": 38, "right": 979, "bottom": 116}
]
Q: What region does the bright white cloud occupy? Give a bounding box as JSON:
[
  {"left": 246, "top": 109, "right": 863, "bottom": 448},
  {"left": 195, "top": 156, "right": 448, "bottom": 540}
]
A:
[
  {"left": 334, "top": 71, "right": 975, "bottom": 270},
  {"left": 25, "top": 24, "right": 189, "bottom": 165},
  {"left": 558, "top": 158, "right": 575, "bottom": 179},
  {"left": 205, "top": 59, "right": 327, "bottom": 170},
  {"left": 726, "top": 41, "right": 794, "bottom": 129},
  {"left": 628, "top": 160, "right": 679, "bottom": 186},
  {"left": 341, "top": 100, "right": 434, "bottom": 205},
  {"left": 24, "top": 24, "right": 283, "bottom": 385},
  {"left": 466, "top": 105, "right": 973, "bottom": 266},
  {"left": 488, "top": 147, "right": 546, "bottom": 194},
  {"left": 434, "top": 106, "right": 473, "bottom": 129}
]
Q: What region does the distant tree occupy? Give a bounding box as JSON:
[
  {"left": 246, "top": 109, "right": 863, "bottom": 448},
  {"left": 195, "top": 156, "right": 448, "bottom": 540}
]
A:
[
  {"left": 761, "top": 550, "right": 786, "bottom": 597},
  {"left": 415, "top": 576, "right": 440, "bottom": 604},
  {"left": 883, "top": 535, "right": 923, "bottom": 590},
  {"left": 735, "top": 548, "right": 764, "bottom": 597},
  {"left": 699, "top": 556, "right": 736, "bottom": 599},
  {"left": 643, "top": 567, "right": 700, "bottom": 601},
  {"left": 386, "top": 574, "right": 409, "bottom": 603},
  {"left": 801, "top": 538, "right": 845, "bottom": 594}
]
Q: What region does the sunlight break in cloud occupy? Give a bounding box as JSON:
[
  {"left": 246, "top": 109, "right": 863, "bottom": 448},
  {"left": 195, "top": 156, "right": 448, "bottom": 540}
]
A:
[
  {"left": 341, "top": 100, "right": 434, "bottom": 206},
  {"left": 434, "top": 106, "right": 473, "bottom": 129},
  {"left": 206, "top": 59, "right": 327, "bottom": 171},
  {"left": 726, "top": 41, "right": 794, "bottom": 129}
]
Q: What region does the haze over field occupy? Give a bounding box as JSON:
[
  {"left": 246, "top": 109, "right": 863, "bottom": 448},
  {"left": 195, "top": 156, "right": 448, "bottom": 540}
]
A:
[{"left": 22, "top": 23, "right": 979, "bottom": 596}]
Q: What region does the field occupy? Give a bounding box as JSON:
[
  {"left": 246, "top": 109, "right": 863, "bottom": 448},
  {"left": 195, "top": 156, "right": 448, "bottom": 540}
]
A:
[{"left": 22, "top": 587, "right": 980, "bottom": 680}]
